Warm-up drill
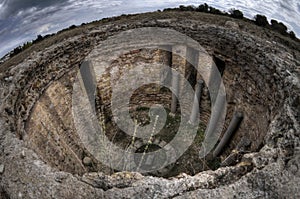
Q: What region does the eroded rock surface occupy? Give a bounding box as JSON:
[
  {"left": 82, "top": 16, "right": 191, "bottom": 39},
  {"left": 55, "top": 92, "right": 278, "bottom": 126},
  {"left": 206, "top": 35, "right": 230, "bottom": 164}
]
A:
[{"left": 0, "top": 11, "right": 299, "bottom": 198}]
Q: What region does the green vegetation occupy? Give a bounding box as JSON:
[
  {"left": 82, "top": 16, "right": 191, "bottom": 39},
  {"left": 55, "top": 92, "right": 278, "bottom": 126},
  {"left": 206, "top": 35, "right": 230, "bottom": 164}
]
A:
[
  {"left": 289, "top": 31, "right": 296, "bottom": 39},
  {"left": 271, "top": 19, "right": 288, "bottom": 34},
  {"left": 196, "top": 3, "right": 209, "bottom": 12},
  {"left": 255, "top": 14, "right": 269, "bottom": 27},
  {"left": 163, "top": 4, "right": 298, "bottom": 40},
  {"left": 135, "top": 106, "right": 150, "bottom": 112},
  {"left": 254, "top": 14, "right": 297, "bottom": 38},
  {"left": 10, "top": 34, "right": 45, "bottom": 57},
  {"left": 229, "top": 9, "right": 244, "bottom": 19},
  {"left": 194, "top": 125, "right": 205, "bottom": 146},
  {"left": 164, "top": 3, "right": 227, "bottom": 16},
  {"left": 8, "top": 24, "right": 78, "bottom": 58},
  {"left": 2, "top": 3, "right": 298, "bottom": 63},
  {"left": 11, "top": 41, "right": 33, "bottom": 55}
]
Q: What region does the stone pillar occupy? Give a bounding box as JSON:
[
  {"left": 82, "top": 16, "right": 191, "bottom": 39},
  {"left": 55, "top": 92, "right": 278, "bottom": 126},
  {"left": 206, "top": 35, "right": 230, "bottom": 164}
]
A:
[
  {"left": 208, "top": 61, "right": 222, "bottom": 104},
  {"left": 79, "top": 61, "right": 96, "bottom": 113},
  {"left": 160, "top": 47, "right": 172, "bottom": 88},
  {"left": 186, "top": 47, "right": 199, "bottom": 88},
  {"left": 172, "top": 45, "right": 187, "bottom": 94},
  {"left": 208, "top": 56, "right": 226, "bottom": 105},
  {"left": 213, "top": 112, "right": 244, "bottom": 158},
  {"left": 189, "top": 80, "right": 204, "bottom": 124},
  {"left": 170, "top": 72, "right": 179, "bottom": 115},
  {"left": 171, "top": 45, "right": 187, "bottom": 74}
]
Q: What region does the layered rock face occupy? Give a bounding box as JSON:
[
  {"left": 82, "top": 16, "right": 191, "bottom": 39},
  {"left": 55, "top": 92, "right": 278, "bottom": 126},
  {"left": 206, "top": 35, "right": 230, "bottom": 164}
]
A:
[{"left": 0, "top": 12, "right": 299, "bottom": 198}]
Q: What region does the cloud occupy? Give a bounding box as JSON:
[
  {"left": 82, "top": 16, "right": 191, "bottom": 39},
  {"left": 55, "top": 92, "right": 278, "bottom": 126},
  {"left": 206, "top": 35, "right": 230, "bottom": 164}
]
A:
[
  {"left": 37, "top": 24, "right": 53, "bottom": 34},
  {"left": 0, "top": 0, "right": 68, "bottom": 19},
  {"left": 0, "top": 0, "right": 124, "bottom": 57},
  {"left": 0, "top": 0, "right": 299, "bottom": 58},
  {"left": 202, "top": 0, "right": 300, "bottom": 33}
]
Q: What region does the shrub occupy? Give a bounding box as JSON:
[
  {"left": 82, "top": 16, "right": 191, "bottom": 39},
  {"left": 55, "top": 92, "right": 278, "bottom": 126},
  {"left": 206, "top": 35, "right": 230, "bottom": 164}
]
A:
[
  {"left": 179, "top": 5, "right": 196, "bottom": 11},
  {"left": 163, "top": 8, "right": 175, "bottom": 12},
  {"left": 230, "top": 9, "right": 244, "bottom": 19},
  {"left": 11, "top": 41, "right": 33, "bottom": 57},
  {"left": 12, "top": 46, "right": 22, "bottom": 55},
  {"left": 68, "top": 25, "right": 77, "bottom": 29},
  {"left": 22, "top": 41, "right": 32, "bottom": 49},
  {"left": 209, "top": 7, "right": 223, "bottom": 15},
  {"left": 289, "top": 31, "right": 296, "bottom": 39},
  {"left": 186, "top": 5, "right": 196, "bottom": 11},
  {"left": 271, "top": 19, "right": 288, "bottom": 35},
  {"left": 32, "top": 35, "right": 44, "bottom": 44},
  {"left": 255, "top": 14, "right": 269, "bottom": 27},
  {"left": 196, "top": 3, "right": 209, "bottom": 12}
]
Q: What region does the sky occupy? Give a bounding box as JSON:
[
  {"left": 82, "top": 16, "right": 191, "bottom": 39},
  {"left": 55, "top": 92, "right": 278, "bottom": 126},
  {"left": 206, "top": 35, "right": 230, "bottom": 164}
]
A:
[{"left": 0, "top": 0, "right": 299, "bottom": 58}]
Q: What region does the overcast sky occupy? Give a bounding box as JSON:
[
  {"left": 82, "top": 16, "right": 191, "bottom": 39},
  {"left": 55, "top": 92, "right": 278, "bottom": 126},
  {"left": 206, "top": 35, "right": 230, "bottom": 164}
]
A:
[{"left": 0, "top": 0, "right": 299, "bottom": 58}]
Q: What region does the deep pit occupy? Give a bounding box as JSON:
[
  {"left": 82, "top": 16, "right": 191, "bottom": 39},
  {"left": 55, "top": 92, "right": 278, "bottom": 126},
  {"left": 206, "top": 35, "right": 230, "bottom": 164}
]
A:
[
  {"left": 0, "top": 11, "right": 299, "bottom": 198},
  {"left": 24, "top": 45, "right": 272, "bottom": 177}
]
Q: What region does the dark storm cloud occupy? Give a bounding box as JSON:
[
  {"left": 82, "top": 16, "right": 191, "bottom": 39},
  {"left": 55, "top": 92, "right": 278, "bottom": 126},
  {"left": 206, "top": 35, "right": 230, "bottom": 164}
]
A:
[
  {"left": 0, "top": 0, "right": 299, "bottom": 58},
  {"left": 0, "top": 0, "right": 69, "bottom": 56},
  {"left": 0, "top": 0, "right": 68, "bottom": 19},
  {"left": 0, "top": 0, "right": 123, "bottom": 57}
]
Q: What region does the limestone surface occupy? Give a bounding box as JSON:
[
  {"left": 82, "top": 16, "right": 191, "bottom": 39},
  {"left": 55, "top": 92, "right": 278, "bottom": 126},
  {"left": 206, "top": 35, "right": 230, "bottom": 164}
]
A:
[{"left": 0, "top": 11, "right": 299, "bottom": 198}]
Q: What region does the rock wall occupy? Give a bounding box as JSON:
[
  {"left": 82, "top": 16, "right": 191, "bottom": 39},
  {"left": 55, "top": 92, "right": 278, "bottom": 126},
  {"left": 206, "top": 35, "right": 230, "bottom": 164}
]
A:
[{"left": 0, "top": 12, "right": 299, "bottom": 198}]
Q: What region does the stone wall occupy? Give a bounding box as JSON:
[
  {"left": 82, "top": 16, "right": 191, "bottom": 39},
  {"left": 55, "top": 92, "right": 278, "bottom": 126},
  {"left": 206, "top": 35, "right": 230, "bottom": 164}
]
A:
[{"left": 0, "top": 12, "right": 299, "bottom": 198}]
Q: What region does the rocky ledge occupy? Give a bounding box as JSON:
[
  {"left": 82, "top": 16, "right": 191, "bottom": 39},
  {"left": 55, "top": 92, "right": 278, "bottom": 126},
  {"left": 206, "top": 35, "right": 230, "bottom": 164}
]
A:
[{"left": 0, "top": 11, "right": 299, "bottom": 198}]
